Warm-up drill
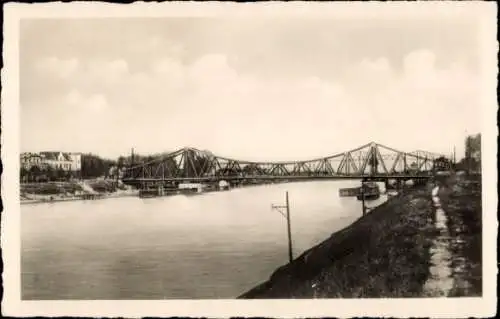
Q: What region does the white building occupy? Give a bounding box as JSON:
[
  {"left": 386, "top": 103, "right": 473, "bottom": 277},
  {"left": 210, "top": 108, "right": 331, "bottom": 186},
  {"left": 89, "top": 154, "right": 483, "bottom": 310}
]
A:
[
  {"left": 69, "top": 153, "right": 82, "bottom": 171},
  {"left": 21, "top": 151, "right": 82, "bottom": 172},
  {"left": 20, "top": 152, "right": 43, "bottom": 170}
]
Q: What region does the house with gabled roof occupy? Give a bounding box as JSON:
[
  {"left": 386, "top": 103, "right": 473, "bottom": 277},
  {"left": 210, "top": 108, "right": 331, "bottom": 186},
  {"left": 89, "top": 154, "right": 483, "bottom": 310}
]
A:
[{"left": 39, "top": 152, "right": 72, "bottom": 171}]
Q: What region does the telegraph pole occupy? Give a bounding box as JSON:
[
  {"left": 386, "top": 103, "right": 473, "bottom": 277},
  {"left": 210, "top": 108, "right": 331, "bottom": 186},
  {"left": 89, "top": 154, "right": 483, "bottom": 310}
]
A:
[
  {"left": 285, "top": 192, "right": 292, "bottom": 263},
  {"left": 272, "top": 191, "right": 293, "bottom": 263},
  {"left": 361, "top": 180, "right": 367, "bottom": 216}
]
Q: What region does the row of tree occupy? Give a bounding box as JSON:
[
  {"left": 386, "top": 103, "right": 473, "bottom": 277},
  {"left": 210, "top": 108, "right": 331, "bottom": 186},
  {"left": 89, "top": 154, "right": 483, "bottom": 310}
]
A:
[
  {"left": 455, "top": 133, "right": 481, "bottom": 173},
  {"left": 80, "top": 154, "right": 117, "bottom": 179},
  {"left": 20, "top": 165, "right": 81, "bottom": 183}
]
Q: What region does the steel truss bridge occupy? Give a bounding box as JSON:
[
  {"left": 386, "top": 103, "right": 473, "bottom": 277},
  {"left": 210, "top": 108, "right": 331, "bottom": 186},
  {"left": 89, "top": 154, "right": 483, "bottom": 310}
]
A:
[{"left": 121, "top": 142, "right": 451, "bottom": 188}]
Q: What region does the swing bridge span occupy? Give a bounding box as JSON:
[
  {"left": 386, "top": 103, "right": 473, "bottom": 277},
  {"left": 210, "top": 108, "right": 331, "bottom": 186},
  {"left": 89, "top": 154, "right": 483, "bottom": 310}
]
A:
[{"left": 121, "top": 142, "right": 451, "bottom": 188}]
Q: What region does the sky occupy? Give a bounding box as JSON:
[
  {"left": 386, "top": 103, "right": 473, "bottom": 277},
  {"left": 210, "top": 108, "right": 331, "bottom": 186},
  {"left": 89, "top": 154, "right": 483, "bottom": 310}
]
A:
[{"left": 20, "top": 16, "right": 484, "bottom": 161}]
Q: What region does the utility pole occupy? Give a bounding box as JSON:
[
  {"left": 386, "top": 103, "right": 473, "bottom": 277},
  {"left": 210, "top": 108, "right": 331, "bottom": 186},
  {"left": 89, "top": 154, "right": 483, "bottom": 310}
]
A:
[
  {"left": 361, "top": 180, "right": 367, "bottom": 216},
  {"left": 272, "top": 191, "right": 293, "bottom": 263}
]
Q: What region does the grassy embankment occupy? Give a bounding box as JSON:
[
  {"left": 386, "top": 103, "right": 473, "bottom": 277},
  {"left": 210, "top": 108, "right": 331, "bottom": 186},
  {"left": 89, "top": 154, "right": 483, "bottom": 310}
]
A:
[
  {"left": 21, "top": 182, "right": 84, "bottom": 198},
  {"left": 240, "top": 174, "right": 482, "bottom": 298}
]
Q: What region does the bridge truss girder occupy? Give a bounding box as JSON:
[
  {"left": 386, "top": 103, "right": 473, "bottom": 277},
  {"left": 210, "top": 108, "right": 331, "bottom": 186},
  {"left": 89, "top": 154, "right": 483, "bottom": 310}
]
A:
[{"left": 122, "top": 142, "right": 452, "bottom": 185}]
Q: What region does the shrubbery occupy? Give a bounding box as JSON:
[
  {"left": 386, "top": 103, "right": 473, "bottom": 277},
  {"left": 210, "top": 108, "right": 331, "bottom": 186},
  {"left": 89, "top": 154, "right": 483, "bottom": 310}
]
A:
[
  {"left": 87, "top": 180, "right": 118, "bottom": 193},
  {"left": 21, "top": 182, "right": 84, "bottom": 195}
]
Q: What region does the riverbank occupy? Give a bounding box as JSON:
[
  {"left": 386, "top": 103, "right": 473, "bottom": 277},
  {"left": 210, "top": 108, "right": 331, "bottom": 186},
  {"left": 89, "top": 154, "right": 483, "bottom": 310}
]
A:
[
  {"left": 20, "top": 190, "right": 139, "bottom": 205},
  {"left": 20, "top": 180, "right": 138, "bottom": 205},
  {"left": 240, "top": 173, "right": 481, "bottom": 298}
]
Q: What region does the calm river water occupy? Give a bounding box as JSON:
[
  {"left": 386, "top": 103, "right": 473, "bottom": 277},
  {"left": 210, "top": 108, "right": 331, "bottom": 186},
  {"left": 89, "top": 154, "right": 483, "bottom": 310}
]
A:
[{"left": 21, "top": 180, "right": 387, "bottom": 299}]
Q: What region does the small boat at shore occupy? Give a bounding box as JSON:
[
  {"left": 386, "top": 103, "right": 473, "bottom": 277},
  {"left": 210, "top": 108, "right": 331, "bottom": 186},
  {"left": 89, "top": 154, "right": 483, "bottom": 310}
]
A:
[
  {"left": 181, "top": 188, "right": 203, "bottom": 196},
  {"left": 357, "top": 182, "right": 381, "bottom": 200},
  {"left": 78, "top": 193, "right": 103, "bottom": 200},
  {"left": 139, "top": 189, "right": 161, "bottom": 198},
  {"left": 339, "top": 187, "right": 361, "bottom": 197}
]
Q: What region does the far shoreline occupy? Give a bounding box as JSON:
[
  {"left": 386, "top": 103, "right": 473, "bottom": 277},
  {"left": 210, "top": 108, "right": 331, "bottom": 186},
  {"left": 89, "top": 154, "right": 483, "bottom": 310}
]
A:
[{"left": 20, "top": 191, "right": 139, "bottom": 206}]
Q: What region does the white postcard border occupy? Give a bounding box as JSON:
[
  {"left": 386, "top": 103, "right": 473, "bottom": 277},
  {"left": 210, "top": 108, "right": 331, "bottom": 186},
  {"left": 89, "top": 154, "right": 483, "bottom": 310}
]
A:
[{"left": 2, "top": 2, "right": 498, "bottom": 317}]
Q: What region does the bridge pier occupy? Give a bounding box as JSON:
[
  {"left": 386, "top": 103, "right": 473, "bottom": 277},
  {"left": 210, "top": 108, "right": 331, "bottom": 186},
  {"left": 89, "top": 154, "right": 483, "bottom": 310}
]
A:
[
  {"left": 398, "top": 179, "right": 406, "bottom": 194},
  {"left": 218, "top": 180, "right": 230, "bottom": 191},
  {"left": 158, "top": 185, "right": 164, "bottom": 196}
]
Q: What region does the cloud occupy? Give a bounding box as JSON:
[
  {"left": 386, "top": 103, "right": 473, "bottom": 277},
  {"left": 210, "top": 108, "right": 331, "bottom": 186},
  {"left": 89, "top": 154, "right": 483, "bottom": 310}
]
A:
[
  {"left": 82, "top": 59, "right": 130, "bottom": 87},
  {"left": 86, "top": 94, "right": 109, "bottom": 112},
  {"left": 65, "top": 89, "right": 108, "bottom": 112},
  {"left": 24, "top": 47, "right": 481, "bottom": 160},
  {"left": 352, "top": 50, "right": 480, "bottom": 156},
  {"left": 35, "top": 56, "right": 80, "bottom": 78},
  {"left": 66, "top": 89, "right": 83, "bottom": 106}
]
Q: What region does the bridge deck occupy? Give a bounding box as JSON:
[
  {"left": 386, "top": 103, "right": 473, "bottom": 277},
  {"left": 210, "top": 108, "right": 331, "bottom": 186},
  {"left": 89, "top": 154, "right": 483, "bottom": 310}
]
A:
[{"left": 122, "top": 174, "right": 433, "bottom": 184}]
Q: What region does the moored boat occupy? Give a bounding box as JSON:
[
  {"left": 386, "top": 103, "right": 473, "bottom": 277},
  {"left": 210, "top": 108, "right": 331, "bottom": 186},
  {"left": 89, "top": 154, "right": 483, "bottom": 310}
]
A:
[
  {"left": 139, "top": 189, "right": 160, "bottom": 198},
  {"left": 357, "top": 182, "right": 380, "bottom": 200},
  {"left": 339, "top": 187, "right": 360, "bottom": 197},
  {"left": 180, "top": 187, "right": 203, "bottom": 196}
]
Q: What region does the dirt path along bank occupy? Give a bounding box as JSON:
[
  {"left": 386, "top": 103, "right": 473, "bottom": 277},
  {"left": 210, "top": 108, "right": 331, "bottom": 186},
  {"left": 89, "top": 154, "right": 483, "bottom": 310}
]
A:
[{"left": 436, "top": 173, "right": 482, "bottom": 296}]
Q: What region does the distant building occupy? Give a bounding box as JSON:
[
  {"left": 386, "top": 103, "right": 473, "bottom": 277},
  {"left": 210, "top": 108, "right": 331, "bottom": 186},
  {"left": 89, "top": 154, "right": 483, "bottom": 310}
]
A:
[
  {"left": 471, "top": 149, "right": 481, "bottom": 162},
  {"left": 20, "top": 152, "right": 44, "bottom": 170},
  {"left": 39, "top": 152, "right": 72, "bottom": 170},
  {"left": 68, "top": 153, "right": 82, "bottom": 171},
  {"left": 21, "top": 151, "right": 82, "bottom": 171}
]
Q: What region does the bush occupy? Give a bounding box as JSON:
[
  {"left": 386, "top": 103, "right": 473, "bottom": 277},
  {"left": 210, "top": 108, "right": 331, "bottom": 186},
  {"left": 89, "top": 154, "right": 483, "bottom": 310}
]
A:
[
  {"left": 21, "top": 182, "right": 83, "bottom": 195},
  {"left": 88, "top": 180, "right": 117, "bottom": 193}
]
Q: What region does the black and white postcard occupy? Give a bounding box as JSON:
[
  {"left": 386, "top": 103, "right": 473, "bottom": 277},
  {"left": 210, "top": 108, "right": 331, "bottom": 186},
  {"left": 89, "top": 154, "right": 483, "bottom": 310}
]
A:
[{"left": 1, "top": 2, "right": 497, "bottom": 318}]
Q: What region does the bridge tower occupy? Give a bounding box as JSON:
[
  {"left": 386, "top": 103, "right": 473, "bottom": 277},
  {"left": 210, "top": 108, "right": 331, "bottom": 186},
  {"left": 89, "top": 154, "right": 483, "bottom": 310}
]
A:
[
  {"left": 369, "top": 143, "right": 378, "bottom": 176},
  {"left": 182, "top": 148, "right": 196, "bottom": 180}
]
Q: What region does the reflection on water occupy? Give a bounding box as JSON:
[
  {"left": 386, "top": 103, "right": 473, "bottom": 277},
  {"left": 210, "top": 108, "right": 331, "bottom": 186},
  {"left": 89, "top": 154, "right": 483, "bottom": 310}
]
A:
[{"left": 22, "top": 180, "right": 387, "bottom": 299}]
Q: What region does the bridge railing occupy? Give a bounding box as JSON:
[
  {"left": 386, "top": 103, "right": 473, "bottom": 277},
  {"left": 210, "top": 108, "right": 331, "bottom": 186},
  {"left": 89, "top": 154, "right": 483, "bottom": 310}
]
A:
[{"left": 122, "top": 171, "right": 435, "bottom": 184}]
